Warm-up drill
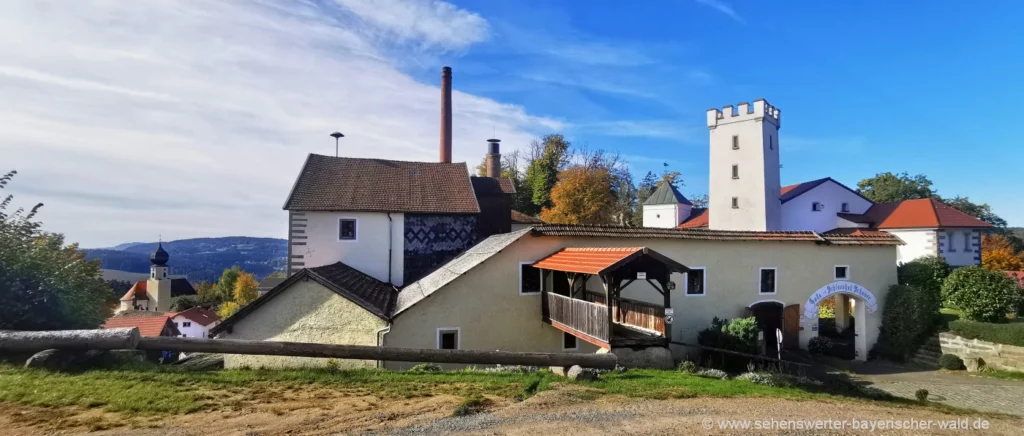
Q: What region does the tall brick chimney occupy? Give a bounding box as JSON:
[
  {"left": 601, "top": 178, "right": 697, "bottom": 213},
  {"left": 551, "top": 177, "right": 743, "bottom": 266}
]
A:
[
  {"left": 440, "top": 66, "right": 452, "bottom": 163},
  {"left": 485, "top": 138, "right": 501, "bottom": 178}
]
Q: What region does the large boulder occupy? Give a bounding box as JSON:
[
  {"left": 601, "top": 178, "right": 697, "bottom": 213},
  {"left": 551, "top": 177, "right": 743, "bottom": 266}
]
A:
[
  {"left": 566, "top": 365, "right": 600, "bottom": 381},
  {"left": 610, "top": 346, "right": 674, "bottom": 370},
  {"left": 24, "top": 349, "right": 83, "bottom": 370}
]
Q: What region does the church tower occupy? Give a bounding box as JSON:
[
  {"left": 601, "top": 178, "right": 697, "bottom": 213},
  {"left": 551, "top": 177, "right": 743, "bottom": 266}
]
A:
[
  {"left": 706, "top": 99, "right": 782, "bottom": 231},
  {"left": 147, "top": 243, "right": 173, "bottom": 311}
]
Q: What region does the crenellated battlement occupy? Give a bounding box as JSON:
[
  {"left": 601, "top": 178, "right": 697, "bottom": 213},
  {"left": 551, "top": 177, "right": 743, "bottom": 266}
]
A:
[{"left": 706, "top": 98, "right": 781, "bottom": 128}]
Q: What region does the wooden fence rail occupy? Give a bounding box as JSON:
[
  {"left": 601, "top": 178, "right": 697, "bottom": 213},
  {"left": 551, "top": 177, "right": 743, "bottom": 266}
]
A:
[
  {"left": 582, "top": 291, "right": 665, "bottom": 334},
  {"left": 545, "top": 291, "right": 609, "bottom": 342},
  {"left": 0, "top": 328, "right": 619, "bottom": 369}
]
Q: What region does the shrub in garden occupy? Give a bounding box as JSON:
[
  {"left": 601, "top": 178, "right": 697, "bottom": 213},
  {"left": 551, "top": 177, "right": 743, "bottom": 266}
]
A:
[
  {"left": 677, "top": 360, "right": 697, "bottom": 374},
  {"left": 874, "top": 284, "right": 932, "bottom": 361},
  {"left": 938, "top": 354, "right": 963, "bottom": 370},
  {"left": 915, "top": 389, "right": 929, "bottom": 403},
  {"left": 948, "top": 320, "right": 1024, "bottom": 347},
  {"left": 697, "top": 317, "right": 759, "bottom": 355},
  {"left": 807, "top": 336, "right": 856, "bottom": 360},
  {"left": 942, "top": 266, "right": 1020, "bottom": 323},
  {"left": 898, "top": 256, "right": 950, "bottom": 317},
  {"left": 694, "top": 368, "right": 729, "bottom": 379}
]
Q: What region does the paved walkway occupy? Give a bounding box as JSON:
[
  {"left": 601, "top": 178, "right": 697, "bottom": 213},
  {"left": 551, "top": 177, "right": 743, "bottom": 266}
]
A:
[{"left": 816, "top": 358, "right": 1024, "bottom": 416}]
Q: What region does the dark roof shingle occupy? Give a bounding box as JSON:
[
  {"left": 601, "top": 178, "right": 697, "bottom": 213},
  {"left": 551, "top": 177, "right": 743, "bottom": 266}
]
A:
[
  {"left": 470, "top": 176, "right": 515, "bottom": 195},
  {"left": 511, "top": 210, "right": 543, "bottom": 224},
  {"left": 284, "top": 154, "right": 480, "bottom": 213},
  {"left": 643, "top": 183, "right": 691, "bottom": 205}
]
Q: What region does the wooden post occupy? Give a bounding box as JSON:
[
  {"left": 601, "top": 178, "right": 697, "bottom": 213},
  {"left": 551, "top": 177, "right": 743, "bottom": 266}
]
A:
[
  {"left": 602, "top": 274, "right": 613, "bottom": 345},
  {"left": 0, "top": 328, "right": 140, "bottom": 352},
  {"left": 660, "top": 278, "right": 672, "bottom": 343},
  {"left": 541, "top": 269, "right": 550, "bottom": 321}
]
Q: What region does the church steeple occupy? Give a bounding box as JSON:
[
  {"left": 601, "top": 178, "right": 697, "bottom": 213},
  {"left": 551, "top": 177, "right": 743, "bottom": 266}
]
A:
[{"left": 151, "top": 242, "right": 169, "bottom": 266}]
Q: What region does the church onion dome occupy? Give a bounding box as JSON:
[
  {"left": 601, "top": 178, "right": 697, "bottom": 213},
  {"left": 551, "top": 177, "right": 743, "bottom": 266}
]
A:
[{"left": 150, "top": 242, "right": 169, "bottom": 266}]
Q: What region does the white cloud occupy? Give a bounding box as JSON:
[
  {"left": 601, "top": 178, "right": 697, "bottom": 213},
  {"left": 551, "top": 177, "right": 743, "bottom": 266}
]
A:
[
  {"left": 0, "top": 0, "right": 556, "bottom": 247},
  {"left": 694, "top": 0, "right": 745, "bottom": 24},
  {"left": 333, "top": 0, "right": 489, "bottom": 50},
  {"left": 572, "top": 120, "right": 701, "bottom": 143}
]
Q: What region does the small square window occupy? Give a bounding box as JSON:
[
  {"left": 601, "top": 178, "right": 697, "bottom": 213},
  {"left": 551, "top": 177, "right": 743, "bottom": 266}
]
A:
[
  {"left": 339, "top": 219, "right": 357, "bottom": 240},
  {"left": 732, "top": 165, "right": 739, "bottom": 179},
  {"left": 731, "top": 197, "right": 739, "bottom": 209},
  {"left": 438, "top": 329, "right": 459, "bottom": 350},
  {"left": 759, "top": 268, "right": 777, "bottom": 294},
  {"left": 563, "top": 332, "right": 578, "bottom": 350},
  {"left": 841, "top": 203, "right": 850, "bottom": 213},
  {"left": 732, "top": 135, "right": 739, "bottom": 150},
  {"left": 812, "top": 202, "right": 824, "bottom": 212},
  {"left": 183, "top": 322, "right": 192, "bottom": 328},
  {"left": 686, "top": 268, "right": 706, "bottom": 296},
  {"left": 520, "top": 263, "right": 541, "bottom": 294},
  {"left": 834, "top": 266, "right": 849, "bottom": 280}
]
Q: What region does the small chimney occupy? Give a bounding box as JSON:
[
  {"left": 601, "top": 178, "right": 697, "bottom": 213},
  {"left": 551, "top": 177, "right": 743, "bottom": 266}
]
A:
[
  {"left": 440, "top": 66, "right": 453, "bottom": 163},
  {"left": 485, "top": 138, "right": 501, "bottom": 178}
]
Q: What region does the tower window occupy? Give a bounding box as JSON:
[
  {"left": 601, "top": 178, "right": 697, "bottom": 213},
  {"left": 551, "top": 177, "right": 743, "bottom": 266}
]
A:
[
  {"left": 731, "top": 197, "right": 739, "bottom": 209},
  {"left": 732, "top": 165, "right": 739, "bottom": 179},
  {"left": 812, "top": 202, "right": 824, "bottom": 212},
  {"left": 841, "top": 203, "right": 850, "bottom": 213},
  {"left": 732, "top": 135, "right": 739, "bottom": 150},
  {"left": 769, "top": 136, "right": 774, "bottom": 150}
]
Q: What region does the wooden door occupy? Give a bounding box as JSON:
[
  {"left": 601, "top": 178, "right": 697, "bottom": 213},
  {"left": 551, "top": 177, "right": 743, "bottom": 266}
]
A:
[{"left": 782, "top": 304, "right": 801, "bottom": 350}]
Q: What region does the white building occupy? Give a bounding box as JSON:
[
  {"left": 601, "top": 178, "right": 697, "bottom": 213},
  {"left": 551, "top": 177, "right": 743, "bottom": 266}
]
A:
[
  {"left": 169, "top": 306, "right": 221, "bottom": 339},
  {"left": 649, "top": 99, "right": 991, "bottom": 267}
]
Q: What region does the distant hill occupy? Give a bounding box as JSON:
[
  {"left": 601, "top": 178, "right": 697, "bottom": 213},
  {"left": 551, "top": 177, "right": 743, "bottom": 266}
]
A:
[{"left": 85, "top": 237, "right": 287, "bottom": 283}]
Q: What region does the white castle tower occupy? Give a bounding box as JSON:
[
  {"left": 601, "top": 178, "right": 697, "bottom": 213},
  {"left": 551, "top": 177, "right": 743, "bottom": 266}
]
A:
[{"left": 706, "top": 99, "right": 782, "bottom": 231}]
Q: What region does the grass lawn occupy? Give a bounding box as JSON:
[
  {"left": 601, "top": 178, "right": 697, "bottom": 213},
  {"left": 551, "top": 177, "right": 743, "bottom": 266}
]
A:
[{"left": 977, "top": 369, "right": 1024, "bottom": 382}]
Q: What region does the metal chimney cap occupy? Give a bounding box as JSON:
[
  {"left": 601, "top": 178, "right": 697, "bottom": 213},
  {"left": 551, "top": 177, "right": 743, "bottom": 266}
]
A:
[
  {"left": 330, "top": 132, "right": 345, "bottom": 139},
  {"left": 486, "top": 138, "right": 501, "bottom": 143}
]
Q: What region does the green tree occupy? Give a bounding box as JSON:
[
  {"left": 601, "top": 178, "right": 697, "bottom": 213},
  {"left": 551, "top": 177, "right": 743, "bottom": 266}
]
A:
[
  {"left": 942, "top": 196, "right": 1008, "bottom": 228},
  {"left": 942, "top": 265, "right": 1019, "bottom": 323},
  {"left": 213, "top": 266, "right": 242, "bottom": 303},
  {"left": 0, "top": 171, "right": 112, "bottom": 330},
  {"left": 170, "top": 297, "right": 198, "bottom": 312},
  {"left": 857, "top": 172, "right": 936, "bottom": 203},
  {"left": 217, "top": 301, "right": 241, "bottom": 319},
  {"left": 195, "top": 281, "right": 216, "bottom": 304},
  {"left": 524, "top": 134, "right": 571, "bottom": 210}
]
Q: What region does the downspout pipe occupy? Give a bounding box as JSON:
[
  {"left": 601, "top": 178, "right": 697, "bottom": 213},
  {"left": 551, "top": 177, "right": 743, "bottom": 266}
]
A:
[
  {"left": 387, "top": 212, "right": 393, "bottom": 284},
  {"left": 375, "top": 324, "right": 391, "bottom": 369}
]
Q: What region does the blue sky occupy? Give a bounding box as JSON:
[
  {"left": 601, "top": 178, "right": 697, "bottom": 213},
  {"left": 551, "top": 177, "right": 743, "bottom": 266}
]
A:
[{"left": 1, "top": 0, "right": 1021, "bottom": 247}]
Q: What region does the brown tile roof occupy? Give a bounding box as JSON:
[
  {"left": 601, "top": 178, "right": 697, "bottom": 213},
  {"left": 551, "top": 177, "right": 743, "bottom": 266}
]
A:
[
  {"left": 169, "top": 306, "right": 220, "bottom": 327},
  {"left": 533, "top": 247, "right": 645, "bottom": 275},
  {"left": 284, "top": 154, "right": 480, "bottom": 214},
  {"left": 860, "top": 198, "right": 992, "bottom": 229},
  {"left": 212, "top": 262, "right": 398, "bottom": 335},
  {"left": 819, "top": 228, "right": 905, "bottom": 246},
  {"left": 532, "top": 224, "right": 902, "bottom": 245},
  {"left": 678, "top": 208, "right": 708, "bottom": 228},
  {"left": 470, "top": 176, "right": 515, "bottom": 195},
  {"left": 511, "top": 209, "right": 544, "bottom": 224},
  {"left": 103, "top": 315, "right": 179, "bottom": 337}
]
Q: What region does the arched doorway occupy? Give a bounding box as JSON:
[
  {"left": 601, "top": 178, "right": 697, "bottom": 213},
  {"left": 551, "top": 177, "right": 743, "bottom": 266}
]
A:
[
  {"left": 748, "top": 300, "right": 784, "bottom": 358},
  {"left": 803, "top": 282, "right": 879, "bottom": 361}
]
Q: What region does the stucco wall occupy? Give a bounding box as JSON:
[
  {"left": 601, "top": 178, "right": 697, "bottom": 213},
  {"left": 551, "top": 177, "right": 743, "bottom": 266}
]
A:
[
  {"left": 707, "top": 101, "right": 781, "bottom": 231},
  {"left": 642, "top": 204, "right": 692, "bottom": 228},
  {"left": 938, "top": 229, "right": 982, "bottom": 266},
  {"left": 780, "top": 181, "right": 873, "bottom": 232},
  {"left": 292, "top": 211, "right": 405, "bottom": 285},
  {"left": 886, "top": 229, "right": 936, "bottom": 264},
  {"left": 222, "top": 279, "right": 387, "bottom": 369},
  {"left": 171, "top": 316, "right": 216, "bottom": 338},
  {"left": 384, "top": 235, "right": 601, "bottom": 370},
  {"left": 388, "top": 233, "right": 897, "bottom": 364}
]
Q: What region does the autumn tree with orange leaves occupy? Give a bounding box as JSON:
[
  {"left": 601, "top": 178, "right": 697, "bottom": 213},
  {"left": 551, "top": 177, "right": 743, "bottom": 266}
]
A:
[
  {"left": 540, "top": 166, "right": 614, "bottom": 225},
  {"left": 981, "top": 234, "right": 1024, "bottom": 272}
]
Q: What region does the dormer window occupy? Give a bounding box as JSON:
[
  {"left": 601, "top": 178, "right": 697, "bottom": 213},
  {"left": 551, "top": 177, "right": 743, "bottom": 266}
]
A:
[{"left": 812, "top": 202, "right": 824, "bottom": 212}]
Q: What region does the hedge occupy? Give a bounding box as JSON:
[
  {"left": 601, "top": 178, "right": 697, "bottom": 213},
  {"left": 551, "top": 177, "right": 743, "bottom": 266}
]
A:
[
  {"left": 874, "top": 284, "right": 933, "bottom": 361},
  {"left": 948, "top": 320, "right": 1024, "bottom": 347},
  {"left": 942, "top": 266, "right": 1019, "bottom": 323}
]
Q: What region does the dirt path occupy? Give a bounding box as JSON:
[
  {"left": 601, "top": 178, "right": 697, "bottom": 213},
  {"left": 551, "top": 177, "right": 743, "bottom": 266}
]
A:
[{"left": 1, "top": 386, "right": 1021, "bottom": 435}]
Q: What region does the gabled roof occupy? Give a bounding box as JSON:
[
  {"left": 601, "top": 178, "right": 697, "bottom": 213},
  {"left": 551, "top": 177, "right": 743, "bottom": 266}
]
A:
[
  {"left": 533, "top": 224, "right": 903, "bottom": 245},
  {"left": 532, "top": 247, "right": 688, "bottom": 275},
  {"left": 470, "top": 176, "right": 516, "bottom": 196},
  {"left": 283, "top": 154, "right": 480, "bottom": 214},
  {"left": 643, "top": 182, "right": 691, "bottom": 206},
  {"left": 511, "top": 210, "right": 544, "bottom": 224},
  {"left": 678, "top": 208, "right": 708, "bottom": 228},
  {"left": 170, "top": 306, "right": 220, "bottom": 326},
  {"left": 103, "top": 315, "right": 180, "bottom": 337},
  {"left": 858, "top": 198, "right": 992, "bottom": 229},
  {"left": 119, "top": 278, "right": 197, "bottom": 301},
  {"left": 393, "top": 227, "right": 533, "bottom": 316},
  {"left": 212, "top": 262, "right": 398, "bottom": 335},
  {"left": 780, "top": 177, "right": 872, "bottom": 204}
]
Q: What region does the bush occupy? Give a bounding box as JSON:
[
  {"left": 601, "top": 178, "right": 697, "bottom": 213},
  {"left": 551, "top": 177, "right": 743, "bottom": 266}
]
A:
[
  {"left": 677, "top": 361, "right": 697, "bottom": 374},
  {"left": 939, "top": 354, "right": 963, "bottom": 370},
  {"left": 818, "top": 299, "right": 836, "bottom": 319},
  {"left": 874, "top": 284, "right": 933, "bottom": 361},
  {"left": 694, "top": 368, "right": 729, "bottom": 380},
  {"left": 807, "top": 336, "right": 856, "bottom": 360},
  {"left": 915, "top": 389, "right": 929, "bottom": 403},
  {"left": 697, "top": 317, "right": 759, "bottom": 355},
  {"left": 948, "top": 320, "right": 1024, "bottom": 347},
  {"left": 942, "top": 266, "right": 1019, "bottom": 323},
  {"left": 898, "top": 256, "right": 950, "bottom": 317}
]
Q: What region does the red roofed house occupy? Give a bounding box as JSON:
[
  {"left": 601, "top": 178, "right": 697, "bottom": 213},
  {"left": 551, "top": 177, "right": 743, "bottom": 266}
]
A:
[
  {"left": 103, "top": 314, "right": 180, "bottom": 337},
  {"left": 168, "top": 306, "right": 221, "bottom": 339},
  {"left": 644, "top": 100, "right": 991, "bottom": 266}
]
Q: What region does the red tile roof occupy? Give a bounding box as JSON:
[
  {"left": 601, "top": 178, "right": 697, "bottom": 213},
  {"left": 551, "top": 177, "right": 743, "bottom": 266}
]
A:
[
  {"left": 861, "top": 198, "right": 992, "bottom": 229},
  {"left": 1006, "top": 271, "right": 1024, "bottom": 288},
  {"left": 533, "top": 247, "right": 645, "bottom": 275},
  {"left": 121, "top": 281, "right": 149, "bottom": 301},
  {"left": 169, "top": 306, "right": 221, "bottom": 326},
  {"left": 102, "top": 315, "right": 179, "bottom": 337},
  {"left": 511, "top": 210, "right": 544, "bottom": 224},
  {"left": 678, "top": 208, "right": 708, "bottom": 228}
]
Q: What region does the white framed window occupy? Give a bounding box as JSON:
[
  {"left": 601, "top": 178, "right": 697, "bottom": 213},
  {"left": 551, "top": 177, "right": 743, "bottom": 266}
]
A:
[
  {"left": 182, "top": 321, "right": 192, "bottom": 328},
  {"left": 437, "top": 328, "right": 460, "bottom": 350},
  {"left": 562, "top": 332, "right": 578, "bottom": 350},
  {"left": 338, "top": 218, "right": 358, "bottom": 241},
  {"left": 758, "top": 267, "right": 777, "bottom": 295},
  {"left": 519, "top": 262, "right": 542, "bottom": 295},
  {"left": 963, "top": 232, "right": 971, "bottom": 252},
  {"left": 685, "top": 267, "right": 707, "bottom": 297},
  {"left": 841, "top": 203, "right": 850, "bottom": 213},
  {"left": 811, "top": 202, "right": 824, "bottom": 212},
  {"left": 732, "top": 135, "right": 739, "bottom": 150},
  {"left": 834, "top": 265, "right": 850, "bottom": 281},
  {"left": 947, "top": 232, "right": 956, "bottom": 252}
]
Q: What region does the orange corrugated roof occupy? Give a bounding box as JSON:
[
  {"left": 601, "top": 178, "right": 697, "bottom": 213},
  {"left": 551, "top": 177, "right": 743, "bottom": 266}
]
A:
[
  {"left": 678, "top": 208, "right": 709, "bottom": 228},
  {"left": 120, "top": 280, "right": 149, "bottom": 301},
  {"left": 102, "top": 315, "right": 177, "bottom": 337},
  {"left": 532, "top": 247, "right": 644, "bottom": 275}
]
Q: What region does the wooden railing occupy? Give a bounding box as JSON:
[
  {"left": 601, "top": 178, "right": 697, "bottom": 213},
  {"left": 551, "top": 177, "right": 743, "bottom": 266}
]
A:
[
  {"left": 544, "top": 291, "right": 610, "bottom": 342},
  {"left": 582, "top": 290, "right": 666, "bottom": 334}
]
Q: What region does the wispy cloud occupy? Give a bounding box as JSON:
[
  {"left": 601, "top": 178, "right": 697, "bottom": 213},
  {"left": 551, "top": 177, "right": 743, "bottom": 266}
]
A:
[
  {"left": 694, "top": 0, "right": 745, "bottom": 24},
  {"left": 0, "top": 0, "right": 556, "bottom": 247},
  {"left": 572, "top": 120, "right": 701, "bottom": 143}
]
